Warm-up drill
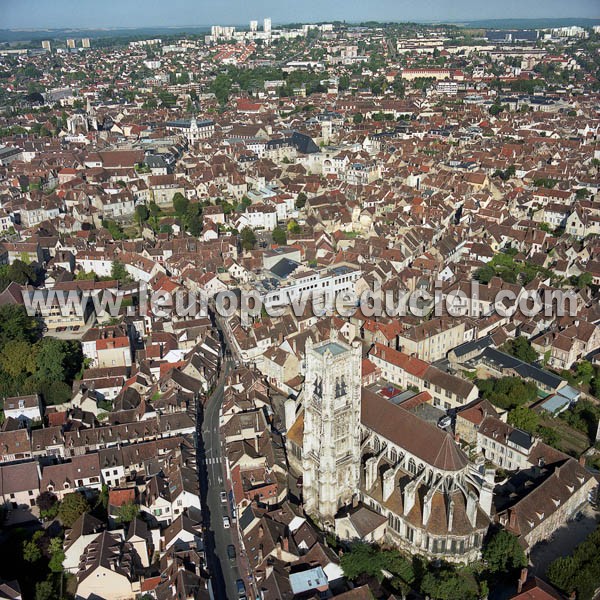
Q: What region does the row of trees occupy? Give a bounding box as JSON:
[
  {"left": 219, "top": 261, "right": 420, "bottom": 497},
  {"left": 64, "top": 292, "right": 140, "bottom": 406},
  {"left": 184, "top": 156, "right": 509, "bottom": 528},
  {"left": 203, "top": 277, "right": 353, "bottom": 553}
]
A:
[
  {"left": 547, "top": 524, "right": 600, "bottom": 600},
  {"left": 340, "top": 528, "right": 526, "bottom": 600}
]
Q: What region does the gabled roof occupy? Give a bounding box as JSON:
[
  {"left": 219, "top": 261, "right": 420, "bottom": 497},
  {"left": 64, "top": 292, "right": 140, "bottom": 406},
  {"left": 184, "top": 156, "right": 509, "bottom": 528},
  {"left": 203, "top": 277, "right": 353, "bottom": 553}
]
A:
[{"left": 361, "top": 388, "right": 468, "bottom": 472}]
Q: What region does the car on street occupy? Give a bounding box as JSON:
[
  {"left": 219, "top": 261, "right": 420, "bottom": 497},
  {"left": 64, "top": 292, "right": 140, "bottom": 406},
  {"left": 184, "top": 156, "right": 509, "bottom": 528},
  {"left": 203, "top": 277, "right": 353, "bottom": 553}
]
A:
[
  {"left": 236, "top": 579, "right": 246, "bottom": 598},
  {"left": 223, "top": 516, "right": 230, "bottom": 528},
  {"left": 227, "top": 544, "right": 236, "bottom": 561},
  {"left": 437, "top": 415, "right": 451, "bottom": 429},
  {"left": 220, "top": 491, "right": 227, "bottom": 503}
]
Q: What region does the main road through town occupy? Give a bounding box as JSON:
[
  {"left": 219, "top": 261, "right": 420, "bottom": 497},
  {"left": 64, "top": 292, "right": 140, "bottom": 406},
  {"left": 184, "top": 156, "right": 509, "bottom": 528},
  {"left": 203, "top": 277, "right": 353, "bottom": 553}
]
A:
[{"left": 196, "top": 314, "right": 242, "bottom": 600}]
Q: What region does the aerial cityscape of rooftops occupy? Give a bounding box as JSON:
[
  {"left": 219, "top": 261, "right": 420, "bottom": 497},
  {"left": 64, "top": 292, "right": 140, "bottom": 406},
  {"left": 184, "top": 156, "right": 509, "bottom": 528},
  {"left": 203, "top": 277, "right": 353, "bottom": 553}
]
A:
[{"left": 1, "top": 3, "right": 600, "bottom": 600}]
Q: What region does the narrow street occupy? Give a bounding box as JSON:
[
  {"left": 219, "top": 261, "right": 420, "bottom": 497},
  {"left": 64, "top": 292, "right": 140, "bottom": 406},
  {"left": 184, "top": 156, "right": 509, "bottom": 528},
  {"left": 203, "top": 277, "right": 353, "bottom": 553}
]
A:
[{"left": 196, "top": 313, "right": 246, "bottom": 600}]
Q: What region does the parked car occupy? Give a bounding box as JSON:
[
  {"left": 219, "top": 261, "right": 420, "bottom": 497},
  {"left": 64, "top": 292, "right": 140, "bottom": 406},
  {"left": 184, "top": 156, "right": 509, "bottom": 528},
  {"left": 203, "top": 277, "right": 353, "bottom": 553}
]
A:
[
  {"left": 223, "top": 516, "right": 230, "bottom": 529},
  {"left": 236, "top": 579, "right": 246, "bottom": 598},
  {"left": 220, "top": 491, "right": 227, "bottom": 503},
  {"left": 227, "top": 544, "right": 236, "bottom": 561},
  {"left": 437, "top": 415, "right": 451, "bottom": 429}
]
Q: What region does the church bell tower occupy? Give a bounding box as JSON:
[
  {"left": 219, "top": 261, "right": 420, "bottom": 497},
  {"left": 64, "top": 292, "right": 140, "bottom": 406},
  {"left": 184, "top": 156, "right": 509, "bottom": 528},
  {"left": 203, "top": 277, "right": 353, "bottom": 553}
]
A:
[{"left": 302, "top": 333, "right": 362, "bottom": 525}]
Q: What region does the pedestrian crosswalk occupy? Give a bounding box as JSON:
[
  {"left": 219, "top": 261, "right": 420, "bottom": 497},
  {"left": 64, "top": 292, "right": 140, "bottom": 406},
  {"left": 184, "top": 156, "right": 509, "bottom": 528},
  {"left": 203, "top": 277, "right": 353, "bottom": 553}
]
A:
[{"left": 206, "top": 457, "right": 222, "bottom": 465}]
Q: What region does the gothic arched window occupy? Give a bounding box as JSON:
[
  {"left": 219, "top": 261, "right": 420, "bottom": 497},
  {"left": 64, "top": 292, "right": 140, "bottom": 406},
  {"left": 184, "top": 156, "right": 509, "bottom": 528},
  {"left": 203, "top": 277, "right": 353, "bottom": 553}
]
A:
[{"left": 314, "top": 376, "right": 322, "bottom": 397}]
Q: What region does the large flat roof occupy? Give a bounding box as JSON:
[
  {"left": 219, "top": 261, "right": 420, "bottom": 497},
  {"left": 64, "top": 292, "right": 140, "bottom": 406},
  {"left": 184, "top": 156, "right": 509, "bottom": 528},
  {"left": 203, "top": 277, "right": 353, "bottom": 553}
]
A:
[{"left": 314, "top": 341, "right": 348, "bottom": 357}]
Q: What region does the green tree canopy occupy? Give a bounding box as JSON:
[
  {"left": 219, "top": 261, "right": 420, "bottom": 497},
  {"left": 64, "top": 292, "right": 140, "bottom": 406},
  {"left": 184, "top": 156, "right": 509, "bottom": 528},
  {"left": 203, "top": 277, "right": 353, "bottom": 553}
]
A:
[
  {"left": 22, "top": 538, "right": 42, "bottom": 563},
  {"left": 48, "top": 537, "right": 65, "bottom": 573},
  {"left": 115, "top": 501, "right": 140, "bottom": 524},
  {"left": 502, "top": 336, "right": 538, "bottom": 364},
  {"left": 547, "top": 524, "right": 600, "bottom": 600},
  {"left": 272, "top": 227, "right": 287, "bottom": 246},
  {"left": 173, "top": 192, "right": 190, "bottom": 216},
  {"left": 340, "top": 543, "right": 414, "bottom": 587},
  {"left": 240, "top": 227, "right": 257, "bottom": 251},
  {"left": 58, "top": 492, "right": 90, "bottom": 528},
  {"left": 0, "top": 304, "right": 38, "bottom": 347},
  {"left": 482, "top": 529, "right": 527, "bottom": 576},
  {"left": 476, "top": 377, "right": 538, "bottom": 411},
  {"left": 508, "top": 405, "right": 539, "bottom": 434},
  {"left": 111, "top": 259, "right": 131, "bottom": 283}
]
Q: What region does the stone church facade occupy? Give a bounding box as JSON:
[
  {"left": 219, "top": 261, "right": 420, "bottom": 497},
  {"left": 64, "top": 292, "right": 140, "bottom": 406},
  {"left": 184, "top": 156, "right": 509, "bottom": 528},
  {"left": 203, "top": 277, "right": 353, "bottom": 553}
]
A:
[{"left": 298, "top": 333, "right": 493, "bottom": 563}]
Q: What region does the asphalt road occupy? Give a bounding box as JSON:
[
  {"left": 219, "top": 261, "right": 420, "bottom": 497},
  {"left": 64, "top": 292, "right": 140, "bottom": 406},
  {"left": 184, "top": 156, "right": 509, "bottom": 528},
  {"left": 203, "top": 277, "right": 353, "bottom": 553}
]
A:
[{"left": 196, "top": 315, "right": 243, "bottom": 600}]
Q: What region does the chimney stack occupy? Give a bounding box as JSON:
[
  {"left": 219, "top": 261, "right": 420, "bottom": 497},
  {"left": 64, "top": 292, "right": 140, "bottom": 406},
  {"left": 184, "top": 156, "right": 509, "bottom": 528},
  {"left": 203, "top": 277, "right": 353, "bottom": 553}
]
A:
[{"left": 517, "top": 568, "right": 528, "bottom": 594}]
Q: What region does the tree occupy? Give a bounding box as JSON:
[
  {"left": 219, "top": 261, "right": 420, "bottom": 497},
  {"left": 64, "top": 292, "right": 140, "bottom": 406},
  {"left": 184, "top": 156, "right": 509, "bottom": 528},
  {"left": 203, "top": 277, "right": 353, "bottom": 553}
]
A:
[
  {"left": 37, "top": 491, "right": 59, "bottom": 519},
  {"left": 482, "top": 529, "right": 527, "bottom": 575},
  {"left": 502, "top": 336, "right": 538, "bottom": 364},
  {"left": 240, "top": 227, "right": 257, "bottom": 251},
  {"left": 48, "top": 537, "right": 65, "bottom": 573},
  {"left": 34, "top": 338, "right": 83, "bottom": 385},
  {"left": 75, "top": 270, "right": 97, "bottom": 281},
  {"left": 420, "top": 568, "right": 479, "bottom": 600},
  {"left": 272, "top": 227, "right": 287, "bottom": 246},
  {"left": 185, "top": 204, "right": 203, "bottom": 237},
  {"left": 0, "top": 340, "right": 37, "bottom": 377},
  {"left": 0, "top": 304, "right": 38, "bottom": 348},
  {"left": 149, "top": 201, "right": 161, "bottom": 227},
  {"left": 547, "top": 525, "right": 600, "bottom": 599},
  {"left": 41, "top": 380, "right": 73, "bottom": 405},
  {"left": 341, "top": 543, "right": 414, "bottom": 587},
  {"left": 508, "top": 405, "right": 539, "bottom": 434},
  {"left": 172, "top": 192, "right": 189, "bottom": 216},
  {"left": 295, "top": 192, "right": 307, "bottom": 209},
  {"left": 575, "top": 360, "right": 594, "bottom": 386},
  {"left": 211, "top": 73, "right": 232, "bottom": 105},
  {"left": 576, "top": 272, "right": 593, "bottom": 289},
  {"left": 474, "top": 264, "right": 495, "bottom": 285},
  {"left": 353, "top": 113, "right": 364, "bottom": 124},
  {"left": 35, "top": 579, "right": 54, "bottom": 600},
  {"left": 287, "top": 219, "right": 301, "bottom": 234},
  {"left": 135, "top": 204, "right": 149, "bottom": 227},
  {"left": 476, "top": 377, "right": 537, "bottom": 411},
  {"left": 111, "top": 259, "right": 130, "bottom": 283},
  {"left": 23, "top": 538, "right": 42, "bottom": 563},
  {"left": 115, "top": 501, "right": 140, "bottom": 524},
  {"left": 489, "top": 104, "right": 503, "bottom": 116},
  {"left": 58, "top": 492, "right": 90, "bottom": 528}
]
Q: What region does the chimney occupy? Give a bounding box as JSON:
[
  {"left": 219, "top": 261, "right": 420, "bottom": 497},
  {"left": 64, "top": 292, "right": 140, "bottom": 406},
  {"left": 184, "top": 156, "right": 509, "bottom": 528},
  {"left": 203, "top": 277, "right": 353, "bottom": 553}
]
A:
[
  {"left": 517, "top": 568, "right": 528, "bottom": 594},
  {"left": 276, "top": 541, "right": 282, "bottom": 560},
  {"left": 352, "top": 495, "right": 358, "bottom": 509},
  {"left": 579, "top": 455, "right": 586, "bottom": 467},
  {"left": 282, "top": 536, "right": 289, "bottom": 552}
]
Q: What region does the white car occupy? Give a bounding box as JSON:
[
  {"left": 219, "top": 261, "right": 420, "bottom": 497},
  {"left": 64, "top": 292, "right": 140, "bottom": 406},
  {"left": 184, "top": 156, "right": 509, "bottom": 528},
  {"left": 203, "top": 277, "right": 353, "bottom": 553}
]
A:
[
  {"left": 437, "top": 416, "right": 452, "bottom": 429},
  {"left": 220, "top": 491, "right": 227, "bottom": 503},
  {"left": 223, "top": 516, "right": 230, "bottom": 529}
]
